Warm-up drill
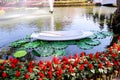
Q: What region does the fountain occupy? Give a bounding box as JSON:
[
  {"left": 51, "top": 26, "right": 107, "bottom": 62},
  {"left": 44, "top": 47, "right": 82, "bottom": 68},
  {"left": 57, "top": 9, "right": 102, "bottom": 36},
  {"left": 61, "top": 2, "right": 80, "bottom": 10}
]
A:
[{"left": 48, "top": 0, "right": 54, "bottom": 13}]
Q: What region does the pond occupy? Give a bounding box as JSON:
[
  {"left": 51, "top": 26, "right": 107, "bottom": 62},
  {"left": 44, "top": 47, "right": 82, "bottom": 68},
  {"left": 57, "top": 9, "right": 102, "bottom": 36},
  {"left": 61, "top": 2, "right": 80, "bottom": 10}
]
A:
[{"left": 0, "top": 6, "right": 117, "bottom": 61}]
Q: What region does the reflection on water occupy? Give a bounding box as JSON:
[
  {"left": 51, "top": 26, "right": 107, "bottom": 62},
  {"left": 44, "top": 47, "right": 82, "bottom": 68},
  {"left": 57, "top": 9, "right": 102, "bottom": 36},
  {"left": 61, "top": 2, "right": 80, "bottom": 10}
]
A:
[{"left": 0, "top": 6, "right": 117, "bottom": 54}]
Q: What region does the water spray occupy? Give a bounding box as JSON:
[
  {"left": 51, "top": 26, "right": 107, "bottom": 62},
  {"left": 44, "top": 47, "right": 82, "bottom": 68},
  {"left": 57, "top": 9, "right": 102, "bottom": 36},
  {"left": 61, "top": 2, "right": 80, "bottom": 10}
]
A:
[{"left": 49, "top": 0, "right": 54, "bottom": 13}]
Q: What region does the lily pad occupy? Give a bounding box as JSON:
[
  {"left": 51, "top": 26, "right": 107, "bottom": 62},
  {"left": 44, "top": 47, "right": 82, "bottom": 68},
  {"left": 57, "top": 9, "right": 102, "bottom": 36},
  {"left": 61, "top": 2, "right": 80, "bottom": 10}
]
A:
[
  {"left": 23, "top": 41, "right": 41, "bottom": 49},
  {"left": 64, "top": 40, "right": 76, "bottom": 45},
  {"left": 95, "top": 32, "right": 106, "bottom": 39},
  {"left": 51, "top": 42, "right": 68, "bottom": 50},
  {"left": 101, "top": 31, "right": 113, "bottom": 37},
  {"left": 14, "top": 50, "right": 27, "bottom": 58},
  {"left": 89, "top": 34, "right": 97, "bottom": 39},
  {"left": 32, "top": 47, "right": 53, "bottom": 57},
  {"left": 53, "top": 49, "right": 66, "bottom": 56},
  {"left": 85, "top": 39, "right": 101, "bottom": 46},
  {"left": 77, "top": 38, "right": 93, "bottom": 50},
  {"left": 10, "top": 39, "right": 29, "bottom": 48}
]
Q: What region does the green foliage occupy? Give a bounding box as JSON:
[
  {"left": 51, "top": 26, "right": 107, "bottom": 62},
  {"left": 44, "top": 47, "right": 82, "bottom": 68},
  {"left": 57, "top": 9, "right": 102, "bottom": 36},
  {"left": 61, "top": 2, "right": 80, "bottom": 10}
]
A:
[{"left": 13, "top": 50, "right": 27, "bottom": 58}]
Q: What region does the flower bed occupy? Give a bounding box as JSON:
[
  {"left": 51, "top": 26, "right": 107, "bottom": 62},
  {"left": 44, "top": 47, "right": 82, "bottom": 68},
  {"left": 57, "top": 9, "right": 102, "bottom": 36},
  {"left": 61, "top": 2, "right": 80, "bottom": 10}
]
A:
[{"left": 0, "top": 37, "right": 120, "bottom": 80}]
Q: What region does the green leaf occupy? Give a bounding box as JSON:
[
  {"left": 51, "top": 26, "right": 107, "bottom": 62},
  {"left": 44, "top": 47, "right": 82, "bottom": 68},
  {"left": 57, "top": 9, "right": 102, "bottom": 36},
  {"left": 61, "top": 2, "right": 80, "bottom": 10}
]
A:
[
  {"left": 77, "top": 38, "right": 93, "bottom": 50},
  {"left": 51, "top": 42, "right": 68, "bottom": 50},
  {"left": 53, "top": 49, "right": 66, "bottom": 56},
  {"left": 14, "top": 50, "right": 27, "bottom": 58},
  {"left": 85, "top": 39, "right": 101, "bottom": 46}
]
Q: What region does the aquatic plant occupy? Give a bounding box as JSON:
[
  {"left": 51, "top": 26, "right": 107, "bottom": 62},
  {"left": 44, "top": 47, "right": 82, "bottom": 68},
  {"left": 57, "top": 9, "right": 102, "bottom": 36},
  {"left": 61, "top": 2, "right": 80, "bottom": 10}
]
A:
[
  {"left": 77, "top": 38, "right": 93, "bottom": 50},
  {"left": 53, "top": 49, "right": 66, "bottom": 56},
  {"left": 32, "top": 47, "right": 53, "bottom": 57},
  {"left": 10, "top": 39, "right": 30, "bottom": 48},
  {"left": 0, "top": 40, "right": 120, "bottom": 80},
  {"left": 51, "top": 42, "right": 68, "bottom": 50},
  {"left": 13, "top": 50, "right": 27, "bottom": 58}
]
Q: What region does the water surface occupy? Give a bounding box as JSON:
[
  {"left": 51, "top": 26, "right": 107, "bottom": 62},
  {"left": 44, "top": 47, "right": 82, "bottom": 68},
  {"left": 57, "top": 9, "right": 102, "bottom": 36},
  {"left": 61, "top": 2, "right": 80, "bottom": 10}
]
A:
[{"left": 0, "top": 6, "right": 117, "bottom": 54}]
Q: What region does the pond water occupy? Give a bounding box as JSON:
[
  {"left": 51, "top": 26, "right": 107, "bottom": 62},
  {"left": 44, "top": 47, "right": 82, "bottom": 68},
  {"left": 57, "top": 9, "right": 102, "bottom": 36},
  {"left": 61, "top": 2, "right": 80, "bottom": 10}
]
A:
[{"left": 0, "top": 6, "right": 117, "bottom": 58}]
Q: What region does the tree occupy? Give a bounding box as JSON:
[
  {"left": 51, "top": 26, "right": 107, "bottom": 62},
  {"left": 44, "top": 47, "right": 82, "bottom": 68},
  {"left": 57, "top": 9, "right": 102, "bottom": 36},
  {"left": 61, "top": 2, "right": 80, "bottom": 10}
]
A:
[
  {"left": 112, "top": 0, "right": 120, "bottom": 26},
  {"left": 112, "top": 0, "right": 120, "bottom": 33}
]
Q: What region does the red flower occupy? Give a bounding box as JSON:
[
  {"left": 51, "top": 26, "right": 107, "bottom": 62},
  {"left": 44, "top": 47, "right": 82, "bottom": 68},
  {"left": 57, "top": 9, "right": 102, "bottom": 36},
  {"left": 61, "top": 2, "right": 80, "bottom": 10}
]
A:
[
  {"left": 38, "top": 78, "right": 42, "bottom": 80},
  {"left": 88, "top": 63, "right": 93, "bottom": 70},
  {"left": 46, "top": 61, "right": 52, "bottom": 68},
  {"left": 79, "top": 64, "right": 84, "bottom": 71},
  {"left": 113, "top": 61, "right": 118, "bottom": 66},
  {"left": 74, "top": 53, "right": 79, "bottom": 59},
  {"left": 38, "top": 72, "right": 44, "bottom": 79},
  {"left": 29, "top": 61, "right": 34, "bottom": 68},
  {"left": 80, "top": 52, "right": 85, "bottom": 57},
  {"left": 118, "top": 36, "right": 120, "bottom": 41},
  {"left": 47, "top": 71, "right": 52, "bottom": 79},
  {"left": 28, "top": 67, "right": 33, "bottom": 73},
  {"left": 101, "top": 57, "right": 106, "bottom": 61},
  {"left": 62, "top": 64, "right": 66, "bottom": 70},
  {"left": 89, "top": 53, "right": 94, "bottom": 60},
  {"left": 68, "top": 65, "right": 74, "bottom": 73},
  {"left": 16, "top": 71, "right": 21, "bottom": 77},
  {"left": 84, "top": 60, "right": 88, "bottom": 64},
  {"left": 0, "top": 66, "right": 5, "bottom": 70},
  {"left": 73, "top": 60, "right": 78, "bottom": 67},
  {"left": 52, "top": 57, "right": 60, "bottom": 64},
  {"left": 113, "top": 43, "right": 117, "bottom": 49},
  {"left": 111, "top": 53, "right": 117, "bottom": 58},
  {"left": 2, "top": 72, "right": 7, "bottom": 78},
  {"left": 99, "top": 63, "right": 103, "bottom": 68},
  {"left": 55, "top": 68, "right": 62, "bottom": 78},
  {"left": 109, "top": 47, "right": 113, "bottom": 54},
  {"left": 117, "top": 46, "right": 120, "bottom": 51},
  {"left": 95, "top": 52, "right": 99, "bottom": 58},
  {"left": 106, "top": 61, "right": 112, "bottom": 67},
  {"left": 38, "top": 61, "right": 43, "bottom": 68},
  {"left": 24, "top": 73, "right": 30, "bottom": 79},
  {"left": 62, "top": 56, "right": 70, "bottom": 64},
  {"left": 69, "top": 55, "right": 73, "bottom": 59},
  {"left": 11, "top": 63, "right": 16, "bottom": 68},
  {"left": 42, "top": 66, "right": 47, "bottom": 71}
]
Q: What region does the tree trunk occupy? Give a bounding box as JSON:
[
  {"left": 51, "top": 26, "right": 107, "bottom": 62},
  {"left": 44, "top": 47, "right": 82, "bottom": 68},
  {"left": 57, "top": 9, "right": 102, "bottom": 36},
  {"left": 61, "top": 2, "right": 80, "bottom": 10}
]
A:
[{"left": 112, "top": 0, "right": 120, "bottom": 33}]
